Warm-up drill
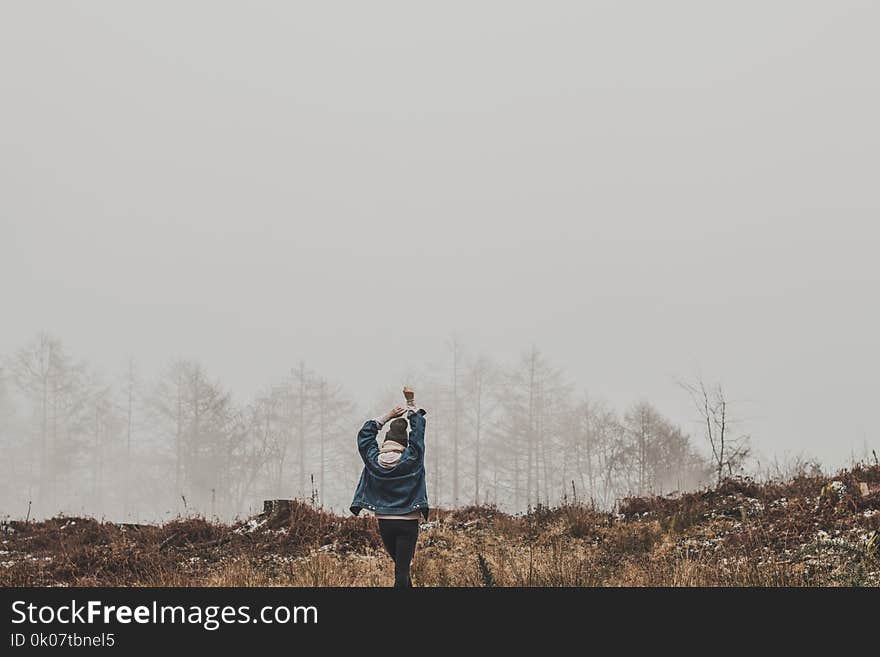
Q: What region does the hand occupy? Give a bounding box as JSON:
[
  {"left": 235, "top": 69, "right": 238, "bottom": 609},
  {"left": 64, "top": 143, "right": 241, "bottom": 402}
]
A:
[
  {"left": 378, "top": 406, "right": 406, "bottom": 425},
  {"left": 403, "top": 386, "right": 415, "bottom": 404}
]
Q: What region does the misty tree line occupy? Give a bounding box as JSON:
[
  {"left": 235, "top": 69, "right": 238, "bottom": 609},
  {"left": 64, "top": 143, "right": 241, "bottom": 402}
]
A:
[{"left": 0, "top": 333, "right": 721, "bottom": 522}]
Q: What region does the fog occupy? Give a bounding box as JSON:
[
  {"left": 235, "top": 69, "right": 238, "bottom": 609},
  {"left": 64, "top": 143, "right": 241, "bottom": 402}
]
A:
[{"left": 2, "top": 2, "right": 878, "bottom": 521}]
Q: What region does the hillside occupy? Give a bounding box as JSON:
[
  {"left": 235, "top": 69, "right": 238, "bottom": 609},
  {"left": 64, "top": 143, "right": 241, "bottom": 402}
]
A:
[{"left": 2, "top": 464, "right": 878, "bottom": 586}]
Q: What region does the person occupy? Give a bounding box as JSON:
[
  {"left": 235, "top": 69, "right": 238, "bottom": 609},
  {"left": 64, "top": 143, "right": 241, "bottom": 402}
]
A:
[{"left": 350, "top": 386, "right": 428, "bottom": 587}]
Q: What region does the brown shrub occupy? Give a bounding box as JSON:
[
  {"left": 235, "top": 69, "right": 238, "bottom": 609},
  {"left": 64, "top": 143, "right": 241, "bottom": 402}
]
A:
[{"left": 2, "top": 464, "right": 878, "bottom": 587}]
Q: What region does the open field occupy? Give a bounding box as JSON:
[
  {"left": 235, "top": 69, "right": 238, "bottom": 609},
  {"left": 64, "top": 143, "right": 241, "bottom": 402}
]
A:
[{"left": 2, "top": 464, "right": 878, "bottom": 587}]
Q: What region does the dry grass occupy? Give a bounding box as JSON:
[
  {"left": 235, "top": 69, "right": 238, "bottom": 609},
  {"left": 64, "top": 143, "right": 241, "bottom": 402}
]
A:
[{"left": 2, "top": 465, "right": 878, "bottom": 587}]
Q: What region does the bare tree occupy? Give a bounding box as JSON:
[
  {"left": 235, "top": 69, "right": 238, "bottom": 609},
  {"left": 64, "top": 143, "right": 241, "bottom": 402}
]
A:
[
  {"left": 10, "top": 333, "right": 88, "bottom": 513},
  {"left": 448, "top": 335, "right": 462, "bottom": 506},
  {"left": 315, "top": 377, "right": 354, "bottom": 507},
  {"left": 428, "top": 378, "right": 445, "bottom": 507},
  {"left": 624, "top": 402, "right": 655, "bottom": 495},
  {"left": 285, "top": 362, "right": 322, "bottom": 499},
  {"left": 490, "top": 348, "right": 568, "bottom": 510},
  {"left": 571, "top": 396, "right": 614, "bottom": 503},
  {"left": 463, "top": 355, "right": 498, "bottom": 505},
  {"left": 150, "top": 360, "right": 232, "bottom": 514},
  {"left": 248, "top": 388, "right": 287, "bottom": 500},
  {"left": 120, "top": 357, "right": 139, "bottom": 518},
  {"left": 0, "top": 366, "right": 17, "bottom": 501},
  {"left": 680, "top": 378, "right": 749, "bottom": 485}
]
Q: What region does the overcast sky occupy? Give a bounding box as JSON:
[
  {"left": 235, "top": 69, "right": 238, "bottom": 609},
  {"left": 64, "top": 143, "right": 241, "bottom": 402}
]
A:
[{"left": 2, "top": 2, "right": 878, "bottom": 469}]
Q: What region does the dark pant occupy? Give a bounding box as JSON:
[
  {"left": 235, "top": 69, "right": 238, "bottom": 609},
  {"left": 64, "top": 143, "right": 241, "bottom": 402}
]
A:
[{"left": 377, "top": 519, "right": 419, "bottom": 588}]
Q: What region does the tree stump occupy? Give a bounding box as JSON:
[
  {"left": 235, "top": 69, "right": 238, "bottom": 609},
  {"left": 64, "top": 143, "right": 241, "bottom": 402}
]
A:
[
  {"left": 263, "top": 499, "right": 293, "bottom": 516},
  {"left": 262, "top": 500, "right": 295, "bottom": 529}
]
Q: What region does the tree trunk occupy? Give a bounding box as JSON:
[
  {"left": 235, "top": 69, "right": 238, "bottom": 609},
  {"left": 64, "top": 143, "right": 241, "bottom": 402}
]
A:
[
  {"left": 319, "top": 380, "right": 326, "bottom": 507},
  {"left": 452, "top": 341, "right": 459, "bottom": 507},
  {"left": 474, "top": 372, "right": 482, "bottom": 506}
]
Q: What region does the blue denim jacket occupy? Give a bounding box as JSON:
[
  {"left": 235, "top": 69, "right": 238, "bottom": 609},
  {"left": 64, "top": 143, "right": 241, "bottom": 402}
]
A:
[{"left": 350, "top": 409, "right": 429, "bottom": 519}]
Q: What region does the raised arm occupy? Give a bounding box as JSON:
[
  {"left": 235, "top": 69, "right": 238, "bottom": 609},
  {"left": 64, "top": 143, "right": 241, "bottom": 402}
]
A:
[
  {"left": 399, "top": 407, "right": 427, "bottom": 466},
  {"left": 356, "top": 406, "right": 405, "bottom": 467}
]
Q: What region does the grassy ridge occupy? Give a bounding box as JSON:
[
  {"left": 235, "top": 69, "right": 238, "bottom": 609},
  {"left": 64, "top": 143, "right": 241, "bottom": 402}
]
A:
[{"left": 2, "top": 464, "right": 878, "bottom": 586}]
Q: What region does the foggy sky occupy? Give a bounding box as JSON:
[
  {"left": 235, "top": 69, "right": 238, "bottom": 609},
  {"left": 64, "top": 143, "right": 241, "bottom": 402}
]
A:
[{"left": 2, "top": 2, "right": 878, "bottom": 469}]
